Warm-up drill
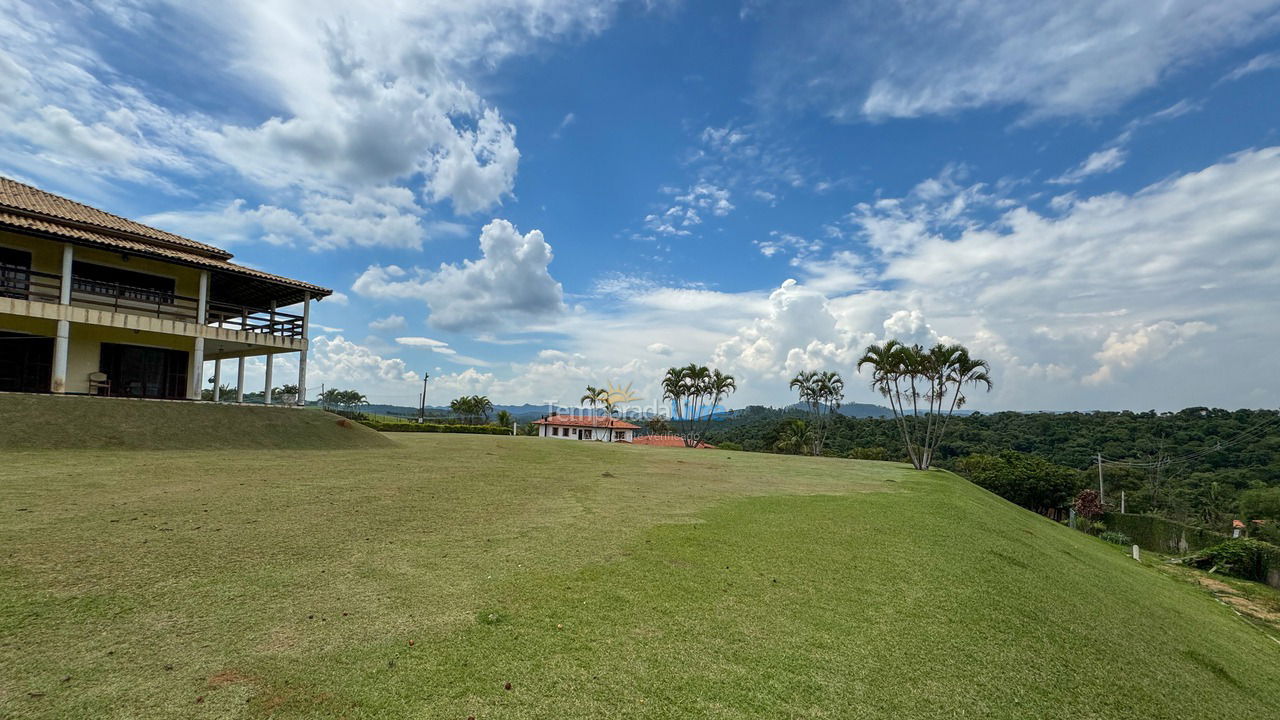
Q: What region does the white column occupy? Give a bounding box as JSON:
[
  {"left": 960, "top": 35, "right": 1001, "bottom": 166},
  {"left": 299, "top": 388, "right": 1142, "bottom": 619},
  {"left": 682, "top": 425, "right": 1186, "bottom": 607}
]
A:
[
  {"left": 263, "top": 352, "right": 274, "bottom": 405},
  {"left": 212, "top": 359, "right": 222, "bottom": 402},
  {"left": 235, "top": 357, "right": 245, "bottom": 403},
  {"left": 296, "top": 293, "right": 311, "bottom": 406},
  {"left": 189, "top": 271, "right": 209, "bottom": 399},
  {"left": 50, "top": 244, "right": 74, "bottom": 393}
]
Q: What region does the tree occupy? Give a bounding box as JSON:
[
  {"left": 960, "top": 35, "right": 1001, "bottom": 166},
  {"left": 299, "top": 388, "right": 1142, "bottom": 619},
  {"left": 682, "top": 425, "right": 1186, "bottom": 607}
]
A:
[
  {"left": 790, "top": 370, "right": 844, "bottom": 455},
  {"left": 581, "top": 385, "right": 609, "bottom": 433},
  {"left": 954, "top": 451, "right": 1083, "bottom": 518},
  {"left": 1240, "top": 487, "right": 1280, "bottom": 523},
  {"left": 1073, "top": 489, "right": 1104, "bottom": 520},
  {"left": 773, "top": 419, "right": 815, "bottom": 455},
  {"left": 473, "top": 395, "right": 493, "bottom": 423},
  {"left": 496, "top": 410, "right": 513, "bottom": 428},
  {"left": 660, "top": 364, "right": 737, "bottom": 448},
  {"left": 644, "top": 416, "right": 673, "bottom": 435},
  {"left": 857, "top": 340, "right": 991, "bottom": 470}
]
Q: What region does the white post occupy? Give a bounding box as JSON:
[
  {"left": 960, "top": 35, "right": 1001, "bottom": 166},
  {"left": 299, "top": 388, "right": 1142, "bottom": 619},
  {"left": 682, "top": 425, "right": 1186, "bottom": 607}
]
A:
[
  {"left": 235, "top": 356, "right": 245, "bottom": 403},
  {"left": 1120, "top": 490, "right": 1126, "bottom": 515},
  {"left": 1131, "top": 545, "right": 1140, "bottom": 562},
  {"left": 263, "top": 352, "right": 273, "bottom": 405},
  {"left": 1097, "top": 452, "right": 1104, "bottom": 505},
  {"left": 296, "top": 293, "right": 311, "bottom": 406},
  {"left": 50, "top": 244, "right": 74, "bottom": 393},
  {"left": 213, "top": 359, "right": 222, "bottom": 402},
  {"left": 189, "top": 271, "right": 209, "bottom": 399}
]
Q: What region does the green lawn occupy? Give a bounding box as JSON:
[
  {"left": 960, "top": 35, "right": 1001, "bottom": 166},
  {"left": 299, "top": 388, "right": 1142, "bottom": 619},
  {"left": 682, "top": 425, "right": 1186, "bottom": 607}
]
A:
[{"left": 2, "top": 434, "right": 1278, "bottom": 718}]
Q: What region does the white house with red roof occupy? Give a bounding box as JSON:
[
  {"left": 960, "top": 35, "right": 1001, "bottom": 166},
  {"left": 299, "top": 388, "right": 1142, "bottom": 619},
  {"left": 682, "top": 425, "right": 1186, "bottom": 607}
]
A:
[{"left": 533, "top": 413, "right": 638, "bottom": 442}]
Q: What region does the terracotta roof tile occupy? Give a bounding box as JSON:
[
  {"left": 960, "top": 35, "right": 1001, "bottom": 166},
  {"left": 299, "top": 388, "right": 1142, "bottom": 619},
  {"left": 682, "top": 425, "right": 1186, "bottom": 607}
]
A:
[
  {"left": 0, "top": 176, "right": 230, "bottom": 258},
  {"left": 533, "top": 414, "right": 640, "bottom": 430},
  {"left": 0, "top": 177, "right": 330, "bottom": 299}
]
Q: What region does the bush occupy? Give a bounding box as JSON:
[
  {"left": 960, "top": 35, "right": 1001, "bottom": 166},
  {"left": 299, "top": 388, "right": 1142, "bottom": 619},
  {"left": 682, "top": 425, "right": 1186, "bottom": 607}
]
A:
[
  {"left": 1187, "top": 538, "right": 1280, "bottom": 585},
  {"left": 718, "top": 442, "right": 743, "bottom": 451},
  {"left": 847, "top": 447, "right": 890, "bottom": 461},
  {"left": 1073, "top": 489, "right": 1103, "bottom": 520},
  {"left": 1099, "top": 531, "right": 1132, "bottom": 546},
  {"left": 362, "top": 421, "right": 510, "bottom": 435}
]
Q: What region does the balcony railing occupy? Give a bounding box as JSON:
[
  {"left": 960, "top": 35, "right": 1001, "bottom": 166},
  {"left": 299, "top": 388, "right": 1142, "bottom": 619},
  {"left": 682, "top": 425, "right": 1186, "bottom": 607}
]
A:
[{"left": 0, "top": 264, "right": 304, "bottom": 339}]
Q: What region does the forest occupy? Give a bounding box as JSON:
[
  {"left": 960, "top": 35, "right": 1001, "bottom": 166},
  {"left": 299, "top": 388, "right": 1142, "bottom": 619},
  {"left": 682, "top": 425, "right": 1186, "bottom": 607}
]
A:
[{"left": 705, "top": 406, "right": 1280, "bottom": 530}]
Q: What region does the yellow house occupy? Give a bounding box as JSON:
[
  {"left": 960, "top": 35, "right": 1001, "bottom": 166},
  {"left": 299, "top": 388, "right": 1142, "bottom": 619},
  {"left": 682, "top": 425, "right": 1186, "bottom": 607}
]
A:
[{"left": 0, "top": 177, "right": 332, "bottom": 402}]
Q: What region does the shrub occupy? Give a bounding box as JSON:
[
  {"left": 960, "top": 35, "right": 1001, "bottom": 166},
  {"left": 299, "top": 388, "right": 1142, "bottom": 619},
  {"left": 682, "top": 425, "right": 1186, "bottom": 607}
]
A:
[
  {"left": 1187, "top": 538, "right": 1280, "bottom": 584},
  {"left": 847, "top": 447, "right": 890, "bottom": 461},
  {"left": 1073, "top": 489, "right": 1103, "bottom": 520},
  {"left": 718, "top": 442, "right": 743, "bottom": 451},
  {"left": 1101, "top": 513, "right": 1226, "bottom": 555},
  {"left": 362, "top": 421, "right": 510, "bottom": 436},
  {"left": 1099, "top": 531, "right": 1132, "bottom": 546},
  {"left": 1074, "top": 517, "right": 1095, "bottom": 535}
]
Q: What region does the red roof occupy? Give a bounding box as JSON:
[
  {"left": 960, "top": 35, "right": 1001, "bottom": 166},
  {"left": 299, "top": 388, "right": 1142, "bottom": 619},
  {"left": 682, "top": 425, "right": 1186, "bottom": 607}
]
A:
[
  {"left": 533, "top": 414, "right": 640, "bottom": 430},
  {"left": 632, "top": 434, "right": 715, "bottom": 449}
]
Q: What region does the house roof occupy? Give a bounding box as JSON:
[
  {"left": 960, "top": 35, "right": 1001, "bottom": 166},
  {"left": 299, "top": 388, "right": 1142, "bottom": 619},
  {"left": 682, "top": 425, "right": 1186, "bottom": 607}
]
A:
[
  {"left": 533, "top": 414, "right": 640, "bottom": 430},
  {"left": 0, "top": 176, "right": 331, "bottom": 306},
  {"left": 631, "top": 434, "right": 715, "bottom": 448}
]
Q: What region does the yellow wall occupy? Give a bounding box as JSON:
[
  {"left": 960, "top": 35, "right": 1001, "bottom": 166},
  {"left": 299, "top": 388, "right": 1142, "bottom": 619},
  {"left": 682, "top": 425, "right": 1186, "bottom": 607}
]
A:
[
  {"left": 0, "top": 230, "right": 203, "bottom": 297},
  {"left": 0, "top": 315, "right": 195, "bottom": 394}
]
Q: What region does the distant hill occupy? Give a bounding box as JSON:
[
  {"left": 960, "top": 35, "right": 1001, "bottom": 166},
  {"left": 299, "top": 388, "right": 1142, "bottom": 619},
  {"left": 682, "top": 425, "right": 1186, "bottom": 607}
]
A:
[{"left": 786, "top": 401, "right": 895, "bottom": 418}]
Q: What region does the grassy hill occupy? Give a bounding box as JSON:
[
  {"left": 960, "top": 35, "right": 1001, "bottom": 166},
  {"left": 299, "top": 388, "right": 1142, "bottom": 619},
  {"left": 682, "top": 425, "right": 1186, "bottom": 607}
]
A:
[
  {"left": 2, "top": 434, "right": 1278, "bottom": 718},
  {"left": 0, "top": 393, "right": 389, "bottom": 450}
]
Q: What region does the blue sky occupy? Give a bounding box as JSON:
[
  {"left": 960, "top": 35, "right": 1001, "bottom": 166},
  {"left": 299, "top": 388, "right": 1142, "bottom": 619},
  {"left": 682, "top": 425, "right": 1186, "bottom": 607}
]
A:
[{"left": 3, "top": 1, "right": 1279, "bottom": 410}]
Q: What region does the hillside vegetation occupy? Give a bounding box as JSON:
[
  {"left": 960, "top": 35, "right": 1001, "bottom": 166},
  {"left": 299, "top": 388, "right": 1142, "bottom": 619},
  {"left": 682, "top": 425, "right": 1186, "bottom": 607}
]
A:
[
  {"left": 0, "top": 393, "right": 389, "bottom": 450},
  {"left": 2, "top": 434, "right": 1278, "bottom": 718}
]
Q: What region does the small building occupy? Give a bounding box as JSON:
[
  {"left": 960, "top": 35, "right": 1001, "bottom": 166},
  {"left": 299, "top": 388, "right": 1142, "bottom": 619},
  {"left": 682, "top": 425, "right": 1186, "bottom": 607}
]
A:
[
  {"left": 533, "top": 414, "right": 637, "bottom": 442},
  {"left": 631, "top": 434, "right": 715, "bottom": 449},
  {"left": 0, "top": 177, "right": 331, "bottom": 401}
]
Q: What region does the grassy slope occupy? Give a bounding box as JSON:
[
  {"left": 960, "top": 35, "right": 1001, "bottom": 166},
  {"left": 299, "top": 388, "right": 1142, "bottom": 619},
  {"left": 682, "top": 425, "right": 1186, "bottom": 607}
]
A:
[
  {"left": 1, "top": 434, "right": 1277, "bottom": 718},
  {"left": 0, "top": 393, "right": 388, "bottom": 450}
]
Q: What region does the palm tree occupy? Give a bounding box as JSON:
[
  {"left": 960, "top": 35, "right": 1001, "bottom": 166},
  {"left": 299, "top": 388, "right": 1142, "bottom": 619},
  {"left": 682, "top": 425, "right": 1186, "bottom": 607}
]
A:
[
  {"left": 472, "top": 395, "right": 494, "bottom": 423},
  {"left": 813, "top": 370, "right": 844, "bottom": 455},
  {"left": 774, "top": 419, "right": 815, "bottom": 455},
  {"left": 496, "top": 409, "right": 513, "bottom": 428},
  {"left": 857, "top": 340, "right": 991, "bottom": 470}
]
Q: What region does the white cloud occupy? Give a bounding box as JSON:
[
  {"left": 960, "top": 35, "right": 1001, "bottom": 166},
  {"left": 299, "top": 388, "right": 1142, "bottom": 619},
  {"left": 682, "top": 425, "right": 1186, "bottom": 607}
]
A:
[
  {"left": 0, "top": 0, "right": 627, "bottom": 220},
  {"left": 354, "top": 219, "right": 565, "bottom": 331},
  {"left": 369, "top": 314, "right": 407, "bottom": 332},
  {"left": 646, "top": 342, "right": 673, "bottom": 355},
  {"left": 551, "top": 112, "right": 576, "bottom": 139},
  {"left": 644, "top": 182, "right": 734, "bottom": 236},
  {"left": 395, "top": 336, "right": 449, "bottom": 348},
  {"left": 1221, "top": 52, "right": 1280, "bottom": 82},
  {"left": 751, "top": 1, "right": 1280, "bottom": 120},
  {"left": 755, "top": 231, "right": 822, "bottom": 261},
  {"left": 1084, "top": 321, "right": 1215, "bottom": 385},
  {"left": 1049, "top": 146, "right": 1128, "bottom": 185}
]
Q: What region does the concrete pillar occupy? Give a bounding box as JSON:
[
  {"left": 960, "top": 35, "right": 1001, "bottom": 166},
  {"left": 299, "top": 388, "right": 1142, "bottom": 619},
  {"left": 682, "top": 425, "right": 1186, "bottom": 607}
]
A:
[
  {"left": 213, "top": 359, "right": 222, "bottom": 402},
  {"left": 189, "top": 271, "right": 209, "bottom": 400},
  {"left": 49, "top": 244, "right": 74, "bottom": 393},
  {"left": 189, "top": 339, "right": 205, "bottom": 399},
  {"left": 235, "top": 357, "right": 245, "bottom": 403},
  {"left": 296, "top": 293, "right": 311, "bottom": 406},
  {"left": 263, "top": 352, "right": 273, "bottom": 405}
]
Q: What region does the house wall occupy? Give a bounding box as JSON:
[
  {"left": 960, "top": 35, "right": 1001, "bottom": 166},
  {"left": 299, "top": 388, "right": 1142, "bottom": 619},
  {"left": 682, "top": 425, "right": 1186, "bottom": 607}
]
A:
[
  {"left": 539, "top": 424, "right": 635, "bottom": 442},
  {"left": 0, "top": 230, "right": 204, "bottom": 297}
]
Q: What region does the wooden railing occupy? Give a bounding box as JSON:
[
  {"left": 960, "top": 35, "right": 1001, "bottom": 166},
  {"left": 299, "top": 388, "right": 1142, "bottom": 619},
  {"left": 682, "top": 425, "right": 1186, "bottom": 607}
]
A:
[{"left": 0, "top": 263, "right": 304, "bottom": 339}]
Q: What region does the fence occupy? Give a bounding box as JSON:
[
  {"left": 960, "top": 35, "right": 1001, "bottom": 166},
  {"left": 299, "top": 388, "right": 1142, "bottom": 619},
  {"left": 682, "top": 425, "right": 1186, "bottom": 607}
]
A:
[{"left": 1102, "top": 513, "right": 1227, "bottom": 556}]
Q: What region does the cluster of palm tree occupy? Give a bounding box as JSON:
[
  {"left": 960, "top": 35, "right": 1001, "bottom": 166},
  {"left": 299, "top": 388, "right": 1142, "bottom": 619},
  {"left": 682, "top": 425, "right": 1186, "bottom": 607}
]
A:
[
  {"left": 449, "top": 395, "right": 494, "bottom": 424},
  {"left": 773, "top": 417, "right": 816, "bottom": 455},
  {"left": 661, "top": 364, "right": 737, "bottom": 448},
  {"left": 320, "top": 388, "right": 369, "bottom": 411},
  {"left": 789, "top": 370, "right": 845, "bottom": 456},
  {"left": 856, "top": 340, "right": 992, "bottom": 470}
]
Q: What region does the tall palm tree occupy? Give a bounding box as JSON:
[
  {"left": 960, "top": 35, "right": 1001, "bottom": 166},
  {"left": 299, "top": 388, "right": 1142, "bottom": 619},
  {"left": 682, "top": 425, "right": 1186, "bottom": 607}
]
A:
[
  {"left": 473, "top": 395, "right": 494, "bottom": 423},
  {"left": 813, "top": 370, "right": 844, "bottom": 455},
  {"left": 697, "top": 369, "right": 737, "bottom": 445}
]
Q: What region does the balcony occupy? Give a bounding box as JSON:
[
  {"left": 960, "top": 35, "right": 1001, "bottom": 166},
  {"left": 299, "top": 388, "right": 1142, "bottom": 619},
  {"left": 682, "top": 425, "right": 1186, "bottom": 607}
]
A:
[{"left": 0, "top": 263, "right": 305, "bottom": 339}]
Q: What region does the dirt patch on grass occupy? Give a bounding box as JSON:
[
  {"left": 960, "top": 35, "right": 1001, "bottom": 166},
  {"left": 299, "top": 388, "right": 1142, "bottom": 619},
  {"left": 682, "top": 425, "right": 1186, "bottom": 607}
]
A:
[
  {"left": 207, "top": 669, "right": 257, "bottom": 689},
  {"left": 1193, "top": 575, "right": 1280, "bottom": 624}
]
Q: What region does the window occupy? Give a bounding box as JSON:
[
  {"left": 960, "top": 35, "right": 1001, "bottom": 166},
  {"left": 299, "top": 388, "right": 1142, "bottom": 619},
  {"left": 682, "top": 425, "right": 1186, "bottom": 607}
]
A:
[
  {"left": 0, "top": 247, "right": 31, "bottom": 299},
  {"left": 99, "top": 343, "right": 188, "bottom": 399},
  {"left": 72, "top": 261, "right": 176, "bottom": 305},
  {"left": 581, "top": 429, "right": 592, "bottom": 440},
  {"left": 615, "top": 431, "right": 626, "bottom": 440}
]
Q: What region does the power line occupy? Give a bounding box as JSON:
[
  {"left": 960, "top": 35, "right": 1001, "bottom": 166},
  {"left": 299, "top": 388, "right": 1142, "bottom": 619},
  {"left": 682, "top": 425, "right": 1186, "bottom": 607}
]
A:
[{"left": 1097, "top": 411, "right": 1280, "bottom": 469}]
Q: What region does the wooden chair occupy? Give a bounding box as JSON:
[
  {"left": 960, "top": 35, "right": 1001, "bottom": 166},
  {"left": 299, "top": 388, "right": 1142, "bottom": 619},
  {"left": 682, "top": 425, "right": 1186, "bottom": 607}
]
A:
[{"left": 88, "top": 371, "right": 110, "bottom": 396}]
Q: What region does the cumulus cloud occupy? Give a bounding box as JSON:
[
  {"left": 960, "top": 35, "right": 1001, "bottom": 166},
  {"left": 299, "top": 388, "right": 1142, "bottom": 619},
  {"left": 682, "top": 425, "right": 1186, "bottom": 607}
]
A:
[
  {"left": 0, "top": 0, "right": 625, "bottom": 223},
  {"left": 353, "top": 219, "right": 564, "bottom": 331},
  {"left": 1085, "top": 321, "right": 1215, "bottom": 385},
  {"left": 369, "top": 314, "right": 407, "bottom": 332},
  {"left": 751, "top": 1, "right": 1280, "bottom": 120}
]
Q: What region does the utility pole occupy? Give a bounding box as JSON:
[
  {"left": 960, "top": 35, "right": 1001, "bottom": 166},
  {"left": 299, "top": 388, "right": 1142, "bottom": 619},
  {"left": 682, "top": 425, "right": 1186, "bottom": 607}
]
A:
[
  {"left": 419, "top": 373, "right": 430, "bottom": 423},
  {"left": 1097, "top": 452, "right": 1104, "bottom": 505}
]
